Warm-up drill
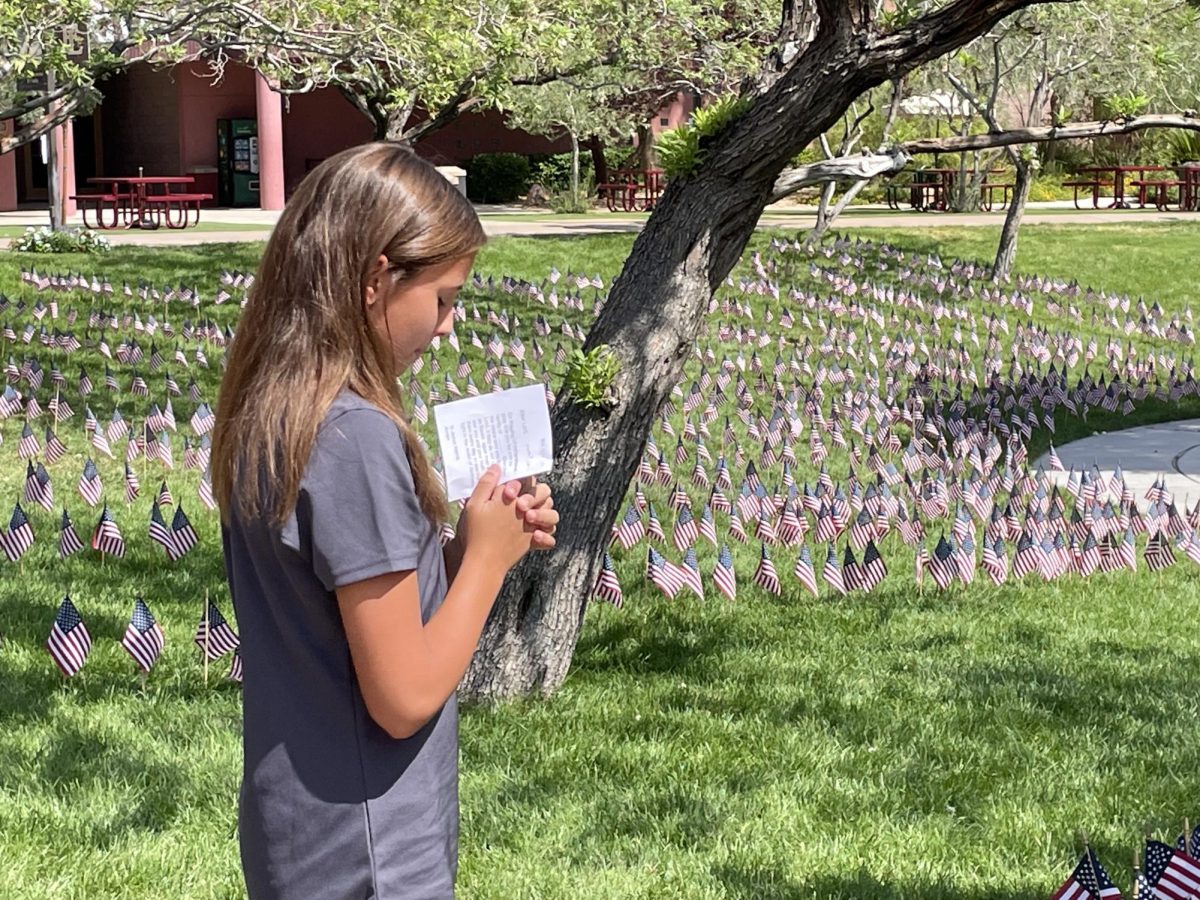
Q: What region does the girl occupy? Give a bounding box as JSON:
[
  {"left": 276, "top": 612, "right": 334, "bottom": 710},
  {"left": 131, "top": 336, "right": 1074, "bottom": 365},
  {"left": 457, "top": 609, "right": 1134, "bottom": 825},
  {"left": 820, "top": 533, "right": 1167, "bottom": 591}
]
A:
[{"left": 212, "top": 143, "right": 558, "bottom": 899}]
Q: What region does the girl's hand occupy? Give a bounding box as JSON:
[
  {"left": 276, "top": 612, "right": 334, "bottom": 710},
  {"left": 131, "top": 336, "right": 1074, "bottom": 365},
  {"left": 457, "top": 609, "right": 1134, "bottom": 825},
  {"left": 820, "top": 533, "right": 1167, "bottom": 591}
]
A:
[
  {"left": 457, "top": 466, "right": 547, "bottom": 572},
  {"left": 500, "top": 476, "right": 557, "bottom": 550}
]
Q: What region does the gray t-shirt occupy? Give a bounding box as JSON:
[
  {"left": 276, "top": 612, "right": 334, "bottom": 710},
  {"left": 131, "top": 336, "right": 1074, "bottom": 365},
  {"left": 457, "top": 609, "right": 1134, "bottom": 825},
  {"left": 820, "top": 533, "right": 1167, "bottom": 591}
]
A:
[{"left": 222, "top": 391, "right": 457, "bottom": 899}]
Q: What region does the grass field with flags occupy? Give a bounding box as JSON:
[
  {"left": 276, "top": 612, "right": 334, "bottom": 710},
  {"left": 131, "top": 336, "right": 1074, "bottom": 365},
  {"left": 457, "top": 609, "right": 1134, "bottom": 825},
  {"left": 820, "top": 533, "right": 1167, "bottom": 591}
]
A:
[{"left": 1, "top": 223, "right": 1199, "bottom": 898}]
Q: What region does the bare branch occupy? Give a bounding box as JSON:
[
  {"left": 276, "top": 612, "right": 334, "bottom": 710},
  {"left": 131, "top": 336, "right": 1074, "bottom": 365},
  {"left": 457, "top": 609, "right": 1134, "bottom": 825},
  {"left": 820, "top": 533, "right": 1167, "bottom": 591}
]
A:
[
  {"left": 770, "top": 148, "right": 910, "bottom": 202},
  {"left": 903, "top": 113, "right": 1200, "bottom": 153}
]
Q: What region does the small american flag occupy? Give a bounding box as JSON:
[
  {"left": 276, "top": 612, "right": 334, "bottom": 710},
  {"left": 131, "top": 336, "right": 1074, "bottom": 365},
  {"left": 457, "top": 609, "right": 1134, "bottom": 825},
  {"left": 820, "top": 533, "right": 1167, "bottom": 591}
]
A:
[
  {"left": 646, "top": 547, "right": 685, "bottom": 599},
  {"left": 91, "top": 505, "right": 126, "bottom": 557},
  {"left": 228, "top": 649, "right": 244, "bottom": 683},
  {"left": 613, "top": 505, "right": 644, "bottom": 550},
  {"left": 793, "top": 543, "right": 818, "bottom": 596},
  {"left": 43, "top": 426, "right": 67, "bottom": 464},
  {"left": 679, "top": 547, "right": 704, "bottom": 598},
  {"left": 593, "top": 552, "right": 623, "bottom": 608},
  {"left": 121, "top": 597, "right": 165, "bottom": 673},
  {"left": 673, "top": 504, "right": 698, "bottom": 551},
  {"left": 23, "top": 461, "right": 53, "bottom": 511},
  {"left": 860, "top": 539, "right": 886, "bottom": 591},
  {"left": 47, "top": 595, "right": 92, "bottom": 677},
  {"left": 0, "top": 502, "right": 34, "bottom": 562},
  {"left": 713, "top": 543, "right": 737, "bottom": 601},
  {"left": 194, "top": 600, "right": 240, "bottom": 660},
  {"left": 1145, "top": 530, "right": 1176, "bottom": 571},
  {"left": 17, "top": 423, "right": 40, "bottom": 459},
  {"left": 77, "top": 457, "right": 102, "bottom": 506},
  {"left": 822, "top": 544, "right": 846, "bottom": 596},
  {"left": 168, "top": 505, "right": 198, "bottom": 560},
  {"left": 753, "top": 543, "right": 781, "bottom": 595},
  {"left": 1141, "top": 840, "right": 1196, "bottom": 900},
  {"left": 59, "top": 508, "right": 84, "bottom": 557},
  {"left": 928, "top": 535, "right": 957, "bottom": 590},
  {"left": 148, "top": 503, "right": 173, "bottom": 555}
]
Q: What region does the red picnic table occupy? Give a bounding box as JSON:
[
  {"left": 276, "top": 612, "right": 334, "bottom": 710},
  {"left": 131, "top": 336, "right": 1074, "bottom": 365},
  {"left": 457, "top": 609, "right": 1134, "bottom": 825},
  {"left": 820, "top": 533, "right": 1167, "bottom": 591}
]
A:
[
  {"left": 76, "top": 176, "right": 212, "bottom": 229},
  {"left": 597, "top": 168, "right": 666, "bottom": 212},
  {"left": 1077, "top": 165, "right": 1168, "bottom": 209}
]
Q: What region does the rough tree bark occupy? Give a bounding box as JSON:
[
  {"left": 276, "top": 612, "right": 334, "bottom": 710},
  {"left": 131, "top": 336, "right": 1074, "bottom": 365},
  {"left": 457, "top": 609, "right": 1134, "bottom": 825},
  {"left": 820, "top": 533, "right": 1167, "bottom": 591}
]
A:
[
  {"left": 460, "top": 0, "right": 1077, "bottom": 703},
  {"left": 992, "top": 158, "right": 1033, "bottom": 278}
]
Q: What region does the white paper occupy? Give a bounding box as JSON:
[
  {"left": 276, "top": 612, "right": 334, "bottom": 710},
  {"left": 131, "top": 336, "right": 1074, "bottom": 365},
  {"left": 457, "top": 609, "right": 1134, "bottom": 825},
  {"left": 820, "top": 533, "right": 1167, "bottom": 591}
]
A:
[{"left": 433, "top": 383, "right": 553, "bottom": 501}]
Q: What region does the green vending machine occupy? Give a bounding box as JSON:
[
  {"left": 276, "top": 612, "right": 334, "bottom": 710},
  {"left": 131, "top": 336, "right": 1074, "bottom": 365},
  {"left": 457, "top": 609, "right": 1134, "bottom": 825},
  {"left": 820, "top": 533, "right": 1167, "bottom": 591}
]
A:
[{"left": 216, "top": 118, "right": 260, "bottom": 207}]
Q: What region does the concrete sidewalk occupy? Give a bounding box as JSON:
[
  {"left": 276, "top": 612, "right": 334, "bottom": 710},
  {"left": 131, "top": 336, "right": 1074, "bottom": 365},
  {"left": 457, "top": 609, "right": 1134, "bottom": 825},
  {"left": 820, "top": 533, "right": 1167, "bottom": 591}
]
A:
[
  {"left": 4, "top": 201, "right": 1197, "bottom": 246},
  {"left": 1033, "top": 419, "right": 1200, "bottom": 507}
]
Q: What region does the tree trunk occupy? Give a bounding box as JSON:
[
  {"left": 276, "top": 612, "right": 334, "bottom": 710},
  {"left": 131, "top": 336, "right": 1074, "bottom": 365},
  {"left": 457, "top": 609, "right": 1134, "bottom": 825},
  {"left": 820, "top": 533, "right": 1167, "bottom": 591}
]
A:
[
  {"left": 459, "top": 0, "right": 1083, "bottom": 703},
  {"left": 810, "top": 178, "right": 838, "bottom": 238},
  {"left": 46, "top": 72, "right": 63, "bottom": 232},
  {"left": 459, "top": 171, "right": 775, "bottom": 700},
  {"left": 992, "top": 158, "right": 1033, "bottom": 280},
  {"left": 636, "top": 124, "right": 657, "bottom": 170},
  {"left": 588, "top": 136, "right": 608, "bottom": 192},
  {"left": 384, "top": 99, "right": 418, "bottom": 142},
  {"left": 804, "top": 176, "right": 871, "bottom": 245},
  {"left": 569, "top": 130, "right": 580, "bottom": 196}
]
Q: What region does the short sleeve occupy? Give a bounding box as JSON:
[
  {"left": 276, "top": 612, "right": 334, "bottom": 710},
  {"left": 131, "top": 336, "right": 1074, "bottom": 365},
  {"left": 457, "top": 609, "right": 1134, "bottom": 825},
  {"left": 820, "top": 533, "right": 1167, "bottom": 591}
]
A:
[{"left": 283, "top": 407, "right": 430, "bottom": 591}]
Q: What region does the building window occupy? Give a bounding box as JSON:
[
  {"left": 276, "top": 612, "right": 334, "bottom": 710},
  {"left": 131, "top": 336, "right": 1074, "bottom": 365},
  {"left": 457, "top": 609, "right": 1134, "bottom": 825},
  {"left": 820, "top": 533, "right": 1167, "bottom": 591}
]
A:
[{"left": 659, "top": 117, "right": 669, "bottom": 126}]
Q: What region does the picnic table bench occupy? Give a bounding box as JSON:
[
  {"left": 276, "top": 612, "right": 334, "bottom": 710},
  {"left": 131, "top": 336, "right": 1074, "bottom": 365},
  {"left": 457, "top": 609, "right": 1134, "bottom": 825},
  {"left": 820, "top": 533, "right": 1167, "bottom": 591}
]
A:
[
  {"left": 885, "top": 168, "right": 1011, "bottom": 212},
  {"left": 71, "top": 176, "right": 213, "bottom": 229},
  {"left": 597, "top": 168, "right": 666, "bottom": 212}
]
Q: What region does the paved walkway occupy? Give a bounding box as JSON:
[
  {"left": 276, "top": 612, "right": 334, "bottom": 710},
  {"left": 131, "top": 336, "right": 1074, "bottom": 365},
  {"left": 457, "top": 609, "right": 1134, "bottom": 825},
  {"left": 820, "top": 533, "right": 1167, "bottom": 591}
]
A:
[
  {"left": 1033, "top": 420, "right": 1200, "bottom": 506},
  {"left": 4, "top": 202, "right": 1197, "bottom": 246}
]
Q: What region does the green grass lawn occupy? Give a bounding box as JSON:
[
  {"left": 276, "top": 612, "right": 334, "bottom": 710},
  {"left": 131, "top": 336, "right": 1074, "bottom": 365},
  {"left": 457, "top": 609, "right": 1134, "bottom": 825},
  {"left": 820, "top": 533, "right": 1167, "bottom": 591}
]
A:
[{"left": 1, "top": 224, "right": 1199, "bottom": 898}]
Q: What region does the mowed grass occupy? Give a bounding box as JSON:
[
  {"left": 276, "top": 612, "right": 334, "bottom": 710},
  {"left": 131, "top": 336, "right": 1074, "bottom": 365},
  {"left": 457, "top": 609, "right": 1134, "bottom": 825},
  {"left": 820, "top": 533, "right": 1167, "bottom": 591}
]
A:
[{"left": 0, "top": 223, "right": 1198, "bottom": 898}]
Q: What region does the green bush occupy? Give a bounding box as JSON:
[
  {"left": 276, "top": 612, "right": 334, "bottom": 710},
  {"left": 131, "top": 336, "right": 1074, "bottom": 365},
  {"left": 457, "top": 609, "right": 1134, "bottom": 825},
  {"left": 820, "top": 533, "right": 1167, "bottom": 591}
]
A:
[
  {"left": 656, "top": 97, "right": 750, "bottom": 178},
  {"left": 530, "top": 146, "right": 629, "bottom": 193},
  {"left": 1028, "top": 176, "right": 1073, "bottom": 202},
  {"left": 465, "top": 153, "right": 532, "bottom": 204},
  {"left": 11, "top": 226, "right": 111, "bottom": 254},
  {"left": 549, "top": 186, "right": 593, "bottom": 214},
  {"left": 1166, "top": 130, "right": 1200, "bottom": 164}
]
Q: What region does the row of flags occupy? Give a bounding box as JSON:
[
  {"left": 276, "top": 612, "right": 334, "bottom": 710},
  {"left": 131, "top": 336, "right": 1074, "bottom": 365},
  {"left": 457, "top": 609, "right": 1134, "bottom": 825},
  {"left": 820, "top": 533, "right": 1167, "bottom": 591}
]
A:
[
  {"left": 46, "top": 594, "right": 240, "bottom": 681},
  {"left": 0, "top": 496, "right": 200, "bottom": 563},
  {"left": 1053, "top": 829, "right": 1200, "bottom": 899}
]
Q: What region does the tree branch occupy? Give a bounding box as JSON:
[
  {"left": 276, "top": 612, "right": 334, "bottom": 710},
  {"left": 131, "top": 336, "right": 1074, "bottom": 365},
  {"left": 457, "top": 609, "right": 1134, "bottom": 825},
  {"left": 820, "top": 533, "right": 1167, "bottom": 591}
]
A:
[
  {"left": 770, "top": 112, "right": 1200, "bottom": 203},
  {"left": 867, "top": 0, "right": 1078, "bottom": 80},
  {"left": 770, "top": 148, "right": 910, "bottom": 202},
  {"left": 903, "top": 113, "right": 1200, "bottom": 153}
]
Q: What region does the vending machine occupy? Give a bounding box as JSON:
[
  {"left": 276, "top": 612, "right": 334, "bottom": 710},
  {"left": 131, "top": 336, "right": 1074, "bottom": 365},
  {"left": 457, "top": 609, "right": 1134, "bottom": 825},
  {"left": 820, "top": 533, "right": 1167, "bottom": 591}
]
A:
[{"left": 216, "top": 118, "right": 260, "bottom": 207}]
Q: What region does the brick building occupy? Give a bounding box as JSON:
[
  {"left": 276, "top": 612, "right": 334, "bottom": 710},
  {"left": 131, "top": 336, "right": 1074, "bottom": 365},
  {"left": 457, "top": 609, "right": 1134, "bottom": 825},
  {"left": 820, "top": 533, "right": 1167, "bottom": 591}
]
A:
[{"left": 0, "top": 60, "right": 692, "bottom": 215}]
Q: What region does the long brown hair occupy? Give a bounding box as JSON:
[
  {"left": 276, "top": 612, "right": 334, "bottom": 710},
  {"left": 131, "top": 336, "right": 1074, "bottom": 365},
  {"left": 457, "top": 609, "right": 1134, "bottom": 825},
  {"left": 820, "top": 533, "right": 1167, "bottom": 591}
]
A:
[{"left": 212, "top": 142, "right": 485, "bottom": 527}]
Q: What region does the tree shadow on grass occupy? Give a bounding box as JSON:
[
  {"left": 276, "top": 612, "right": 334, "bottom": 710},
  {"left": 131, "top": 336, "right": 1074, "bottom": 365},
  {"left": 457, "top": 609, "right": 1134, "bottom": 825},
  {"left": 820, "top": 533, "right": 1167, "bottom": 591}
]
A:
[{"left": 33, "top": 720, "right": 190, "bottom": 849}]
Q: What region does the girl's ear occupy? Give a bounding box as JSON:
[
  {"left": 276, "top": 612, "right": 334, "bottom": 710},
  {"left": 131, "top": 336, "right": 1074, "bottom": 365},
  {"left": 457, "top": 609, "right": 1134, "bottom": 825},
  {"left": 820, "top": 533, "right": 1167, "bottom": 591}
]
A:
[{"left": 364, "top": 254, "right": 391, "bottom": 309}]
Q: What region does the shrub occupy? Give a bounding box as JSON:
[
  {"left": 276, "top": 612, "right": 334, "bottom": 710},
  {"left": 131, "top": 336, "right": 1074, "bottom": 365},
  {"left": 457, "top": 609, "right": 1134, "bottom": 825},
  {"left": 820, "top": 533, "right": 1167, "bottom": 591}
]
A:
[
  {"left": 564, "top": 345, "right": 619, "bottom": 409},
  {"left": 11, "top": 226, "right": 111, "bottom": 254},
  {"left": 465, "top": 153, "right": 531, "bottom": 204},
  {"left": 656, "top": 97, "right": 751, "bottom": 178},
  {"left": 549, "top": 186, "right": 593, "bottom": 214},
  {"left": 529, "top": 146, "right": 633, "bottom": 193}
]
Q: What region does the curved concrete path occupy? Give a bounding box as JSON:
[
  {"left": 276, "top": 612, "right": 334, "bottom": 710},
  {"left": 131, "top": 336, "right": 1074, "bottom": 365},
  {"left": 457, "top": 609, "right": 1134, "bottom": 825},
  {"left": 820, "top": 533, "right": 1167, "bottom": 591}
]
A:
[{"left": 1033, "top": 419, "right": 1200, "bottom": 504}]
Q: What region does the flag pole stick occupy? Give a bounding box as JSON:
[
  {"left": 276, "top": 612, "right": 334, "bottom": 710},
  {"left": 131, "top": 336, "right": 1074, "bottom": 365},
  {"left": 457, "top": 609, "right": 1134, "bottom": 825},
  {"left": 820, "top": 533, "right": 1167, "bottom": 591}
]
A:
[
  {"left": 203, "top": 588, "right": 210, "bottom": 687},
  {"left": 53, "top": 384, "right": 59, "bottom": 437},
  {"left": 1186, "top": 817, "right": 1192, "bottom": 857},
  {"left": 1080, "top": 830, "right": 1104, "bottom": 897},
  {"left": 1133, "top": 847, "right": 1141, "bottom": 900}
]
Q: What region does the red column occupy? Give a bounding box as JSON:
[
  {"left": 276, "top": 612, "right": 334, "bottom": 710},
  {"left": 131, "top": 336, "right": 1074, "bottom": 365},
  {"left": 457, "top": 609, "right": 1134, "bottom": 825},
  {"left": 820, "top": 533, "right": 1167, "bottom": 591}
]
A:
[
  {"left": 0, "top": 122, "right": 16, "bottom": 212},
  {"left": 254, "top": 72, "right": 285, "bottom": 210}
]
